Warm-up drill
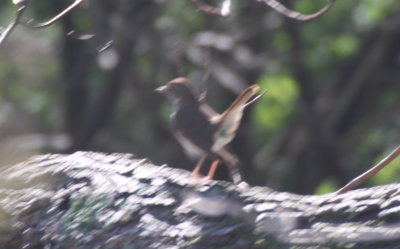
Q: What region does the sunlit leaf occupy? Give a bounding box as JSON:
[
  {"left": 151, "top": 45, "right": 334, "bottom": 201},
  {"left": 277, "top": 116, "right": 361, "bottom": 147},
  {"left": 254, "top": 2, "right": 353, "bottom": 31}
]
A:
[
  {"left": 331, "top": 34, "right": 359, "bottom": 57},
  {"left": 353, "top": 0, "right": 397, "bottom": 30},
  {"left": 369, "top": 148, "right": 400, "bottom": 185},
  {"left": 251, "top": 74, "right": 298, "bottom": 133},
  {"left": 314, "top": 178, "right": 338, "bottom": 195}
]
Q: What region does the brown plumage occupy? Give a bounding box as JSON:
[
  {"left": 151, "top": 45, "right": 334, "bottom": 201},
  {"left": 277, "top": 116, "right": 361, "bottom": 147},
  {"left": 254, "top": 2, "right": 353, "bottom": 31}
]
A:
[{"left": 155, "top": 77, "right": 259, "bottom": 183}]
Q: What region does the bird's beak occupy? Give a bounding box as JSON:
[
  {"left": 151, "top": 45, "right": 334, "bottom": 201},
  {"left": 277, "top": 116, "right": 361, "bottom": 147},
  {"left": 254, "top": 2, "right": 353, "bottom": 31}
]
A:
[{"left": 154, "top": 85, "right": 167, "bottom": 93}]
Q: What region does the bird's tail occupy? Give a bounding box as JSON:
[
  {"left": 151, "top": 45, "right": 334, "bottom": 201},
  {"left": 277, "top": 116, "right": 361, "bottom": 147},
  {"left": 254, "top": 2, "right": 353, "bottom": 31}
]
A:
[
  {"left": 224, "top": 85, "right": 260, "bottom": 114},
  {"left": 211, "top": 85, "right": 260, "bottom": 152}
]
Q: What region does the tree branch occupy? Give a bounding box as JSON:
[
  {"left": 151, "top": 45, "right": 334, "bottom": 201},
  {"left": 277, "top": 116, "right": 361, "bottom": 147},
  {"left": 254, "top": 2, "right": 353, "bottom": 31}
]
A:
[
  {"left": 24, "top": 0, "right": 85, "bottom": 28},
  {"left": 3, "top": 152, "right": 400, "bottom": 247},
  {"left": 0, "top": 5, "right": 26, "bottom": 45},
  {"left": 199, "top": 46, "right": 211, "bottom": 103},
  {"left": 189, "top": 0, "right": 335, "bottom": 20},
  {"left": 336, "top": 145, "right": 400, "bottom": 194},
  {"left": 0, "top": 0, "right": 84, "bottom": 46},
  {"left": 257, "top": 0, "right": 335, "bottom": 21},
  {"left": 190, "top": 0, "right": 231, "bottom": 17}
]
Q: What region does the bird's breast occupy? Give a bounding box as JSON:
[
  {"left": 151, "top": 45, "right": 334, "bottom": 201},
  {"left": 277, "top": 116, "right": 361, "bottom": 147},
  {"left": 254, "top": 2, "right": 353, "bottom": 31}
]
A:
[{"left": 174, "top": 132, "right": 204, "bottom": 159}]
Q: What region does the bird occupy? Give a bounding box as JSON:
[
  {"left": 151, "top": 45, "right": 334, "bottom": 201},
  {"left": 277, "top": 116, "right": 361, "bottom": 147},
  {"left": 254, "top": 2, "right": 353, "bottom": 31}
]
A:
[{"left": 155, "top": 77, "right": 260, "bottom": 184}]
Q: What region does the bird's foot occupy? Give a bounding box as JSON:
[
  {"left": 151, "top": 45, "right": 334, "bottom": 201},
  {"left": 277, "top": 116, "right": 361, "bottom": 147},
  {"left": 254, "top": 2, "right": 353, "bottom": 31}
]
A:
[{"left": 190, "top": 172, "right": 205, "bottom": 179}]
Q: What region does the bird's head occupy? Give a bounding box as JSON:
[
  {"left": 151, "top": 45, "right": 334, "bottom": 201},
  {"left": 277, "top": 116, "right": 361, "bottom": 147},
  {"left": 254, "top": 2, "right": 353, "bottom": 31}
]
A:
[{"left": 155, "top": 77, "right": 197, "bottom": 104}]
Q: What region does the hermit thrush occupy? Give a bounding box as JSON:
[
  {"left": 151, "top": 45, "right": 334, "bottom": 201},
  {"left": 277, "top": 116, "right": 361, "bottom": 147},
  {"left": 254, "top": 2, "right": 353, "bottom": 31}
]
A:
[{"left": 155, "top": 77, "right": 260, "bottom": 184}]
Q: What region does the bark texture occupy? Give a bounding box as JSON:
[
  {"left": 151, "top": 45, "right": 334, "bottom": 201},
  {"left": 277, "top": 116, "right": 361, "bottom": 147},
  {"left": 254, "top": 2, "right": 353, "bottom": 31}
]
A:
[{"left": 0, "top": 152, "right": 400, "bottom": 248}]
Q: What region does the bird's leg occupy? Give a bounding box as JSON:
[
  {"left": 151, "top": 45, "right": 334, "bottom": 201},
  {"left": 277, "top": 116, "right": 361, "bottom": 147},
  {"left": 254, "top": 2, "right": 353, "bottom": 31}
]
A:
[
  {"left": 191, "top": 154, "right": 207, "bottom": 178},
  {"left": 217, "top": 149, "right": 243, "bottom": 184},
  {"left": 206, "top": 159, "right": 220, "bottom": 180}
]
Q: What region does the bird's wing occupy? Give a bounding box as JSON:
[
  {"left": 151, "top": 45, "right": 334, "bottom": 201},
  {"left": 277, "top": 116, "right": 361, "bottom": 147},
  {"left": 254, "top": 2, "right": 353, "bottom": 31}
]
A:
[
  {"left": 172, "top": 106, "right": 215, "bottom": 155},
  {"left": 199, "top": 103, "right": 219, "bottom": 120},
  {"left": 211, "top": 85, "right": 259, "bottom": 151}
]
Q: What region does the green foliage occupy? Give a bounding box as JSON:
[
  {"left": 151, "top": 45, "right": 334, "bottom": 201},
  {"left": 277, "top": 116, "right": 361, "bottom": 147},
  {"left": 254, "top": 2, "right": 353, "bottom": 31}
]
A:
[
  {"left": 272, "top": 31, "right": 292, "bottom": 52},
  {"left": 354, "top": 0, "right": 397, "bottom": 29},
  {"left": 330, "top": 34, "right": 360, "bottom": 57},
  {"left": 369, "top": 149, "right": 400, "bottom": 185},
  {"left": 314, "top": 178, "right": 338, "bottom": 195},
  {"left": 29, "top": 0, "right": 52, "bottom": 19},
  {"left": 25, "top": 90, "right": 52, "bottom": 114},
  {"left": 251, "top": 74, "right": 299, "bottom": 133},
  {"left": 156, "top": 0, "right": 205, "bottom": 37},
  {"left": 0, "top": 4, "right": 15, "bottom": 23},
  {"left": 380, "top": 89, "right": 399, "bottom": 107},
  {"left": 294, "top": 0, "right": 327, "bottom": 14},
  {"left": 136, "top": 54, "right": 153, "bottom": 79}
]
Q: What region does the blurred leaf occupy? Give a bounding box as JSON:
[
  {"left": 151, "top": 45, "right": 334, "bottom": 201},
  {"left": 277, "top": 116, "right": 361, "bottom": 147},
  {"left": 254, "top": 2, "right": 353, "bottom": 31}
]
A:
[
  {"left": 29, "top": 0, "right": 52, "bottom": 19},
  {"left": 369, "top": 149, "right": 400, "bottom": 185},
  {"left": 272, "top": 31, "right": 292, "bottom": 52},
  {"left": 136, "top": 54, "right": 152, "bottom": 79},
  {"left": 294, "top": 0, "right": 326, "bottom": 14},
  {"left": 380, "top": 89, "right": 399, "bottom": 108},
  {"left": 251, "top": 74, "right": 298, "bottom": 133},
  {"left": 156, "top": 0, "right": 204, "bottom": 35},
  {"left": 331, "top": 34, "right": 359, "bottom": 57},
  {"left": 363, "top": 0, "right": 396, "bottom": 21},
  {"left": 353, "top": 0, "right": 397, "bottom": 30},
  {"left": 304, "top": 40, "right": 331, "bottom": 71},
  {"left": 314, "top": 178, "right": 338, "bottom": 195},
  {"left": 26, "top": 91, "right": 49, "bottom": 113}
]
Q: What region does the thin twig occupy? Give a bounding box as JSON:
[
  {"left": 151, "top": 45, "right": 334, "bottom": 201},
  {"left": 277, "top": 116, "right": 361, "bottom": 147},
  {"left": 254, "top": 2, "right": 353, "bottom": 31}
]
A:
[
  {"left": 199, "top": 46, "right": 211, "bottom": 103},
  {"left": 25, "top": 0, "right": 84, "bottom": 28},
  {"left": 257, "top": 0, "right": 335, "bottom": 21},
  {"left": 1, "top": 0, "right": 83, "bottom": 46},
  {"left": 97, "top": 40, "right": 113, "bottom": 53},
  {"left": 66, "top": 30, "right": 95, "bottom": 40},
  {"left": 0, "top": 5, "right": 27, "bottom": 45},
  {"left": 190, "top": 0, "right": 334, "bottom": 20},
  {"left": 174, "top": 42, "right": 186, "bottom": 77},
  {"left": 190, "top": 0, "right": 230, "bottom": 17},
  {"left": 336, "top": 145, "right": 400, "bottom": 194}
]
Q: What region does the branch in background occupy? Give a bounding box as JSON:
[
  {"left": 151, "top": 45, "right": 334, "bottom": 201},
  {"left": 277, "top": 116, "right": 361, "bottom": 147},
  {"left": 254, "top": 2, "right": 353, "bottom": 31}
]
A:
[
  {"left": 190, "top": 0, "right": 334, "bottom": 20},
  {"left": 0, "top": 0, "right": 84, "bottom": 46},
  {"left": 336, "top": 145, "right": 400, "bottom": 194},
  {"left": 190, "top": 0, "right": 231, "bottom": 17},
  {"left": 97, "top": 40, "right": 113, "bottom": 53},
  {"left": 257, "top": 0, "right": 335, "bottom": 21},
  {"left": 199, "top": 46, "right": 211, "bottom": 103},
  {"left": 66, "top": 30, "right": 95, "bottom": 40},
  {"left": 24, "top": 0, "right": 85, "bottom": 28},
  {"left": 0, "top": 5, "right": 27, "bottom": 45},
  {"left": 174, "top": 42, "right": 186, "bottom": 78}
]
